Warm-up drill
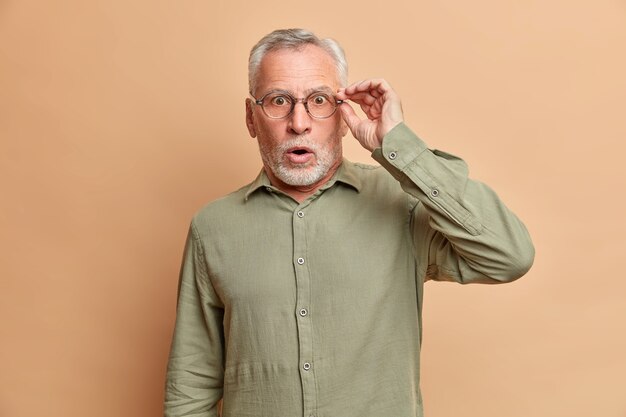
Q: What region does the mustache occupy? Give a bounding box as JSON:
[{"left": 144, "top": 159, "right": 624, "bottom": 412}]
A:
[{"left": 277, "top": 136, "right": 318, "bottom": 153}]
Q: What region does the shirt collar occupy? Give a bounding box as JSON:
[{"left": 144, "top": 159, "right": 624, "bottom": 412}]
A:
[{"left": 244, "top": 159, "right": 362, "bottom": 201}]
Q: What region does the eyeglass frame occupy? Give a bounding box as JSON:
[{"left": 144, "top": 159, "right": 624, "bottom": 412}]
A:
[{"left": 250, "top": 89, "right": 344, "bottom": 120}]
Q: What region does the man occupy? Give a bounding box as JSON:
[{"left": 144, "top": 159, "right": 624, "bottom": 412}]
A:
[{"left": 164, "top": 28, "right": 534, "bottom": 417}]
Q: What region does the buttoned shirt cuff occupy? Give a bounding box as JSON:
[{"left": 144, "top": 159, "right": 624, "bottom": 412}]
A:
[
  {"left": 371, "top": 122, "right": 483, "bottom": 236},
  {"left": 371, "top": 122, "right": 429, "bottom": 174}
]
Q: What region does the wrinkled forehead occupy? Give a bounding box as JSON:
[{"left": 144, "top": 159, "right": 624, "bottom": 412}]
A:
[{"left": 254, "top": 45, "right": 341, "bottom": 96}]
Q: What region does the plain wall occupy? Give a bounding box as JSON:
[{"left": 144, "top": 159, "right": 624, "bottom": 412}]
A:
[{"left": 1, "top": 1, "right": 625, "bottom": 416}]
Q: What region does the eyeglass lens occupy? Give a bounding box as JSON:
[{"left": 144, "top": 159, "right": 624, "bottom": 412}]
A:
[{"left": 262, "top": 92, "right": 337, "bottom": 119}]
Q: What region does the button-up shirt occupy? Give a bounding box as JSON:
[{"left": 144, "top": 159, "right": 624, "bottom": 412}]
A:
[{"left": 164, "top": 123, "right": 534, "bottom": 417}]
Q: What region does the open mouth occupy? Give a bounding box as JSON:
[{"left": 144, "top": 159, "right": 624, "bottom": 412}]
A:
[
  {"left": 287, "top": 146, "right": 313, "bottom": 155},
  {"left": 286, "top": 147, "right": 314, "bottom": 163}
]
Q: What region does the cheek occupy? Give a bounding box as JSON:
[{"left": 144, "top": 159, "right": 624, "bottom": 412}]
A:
[
  {"left": 255, "top": 124, "right": 286, "bottom": 153},
  {"left": 256, "top": 118, "right": 286, "bottom": 140}
]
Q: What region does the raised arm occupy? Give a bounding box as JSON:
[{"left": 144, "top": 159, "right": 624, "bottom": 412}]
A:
[{"left": 338, "top": 80, "right": 534, "bottom": 283}]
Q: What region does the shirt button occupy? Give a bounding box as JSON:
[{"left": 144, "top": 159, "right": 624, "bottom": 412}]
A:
[
  {"left": 297, "top": 211, "right": 304, "bottom": 218},
  {"left": 299, "top": 308, "right": 308, "bottom": 317},
  {"left": 297, "top": 257, "right": 305, "bottom": 265},
  {"left": 389, "top": 151, "right": 397, "bottom": 160},
  {"left": 431, "top": 189, "right": 440, "bottom": 197},
  {"left": 303, "top": 362, "right": 311, "bottom": 371}
]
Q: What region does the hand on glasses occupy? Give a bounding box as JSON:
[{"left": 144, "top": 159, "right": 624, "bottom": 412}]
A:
[{"left": 337, "top": 79, "right": 404, "bottom": 152}]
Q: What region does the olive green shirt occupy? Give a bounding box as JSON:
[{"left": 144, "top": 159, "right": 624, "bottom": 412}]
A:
[{"left": 164, "top": 123, "right": 534, "bottom": 417}]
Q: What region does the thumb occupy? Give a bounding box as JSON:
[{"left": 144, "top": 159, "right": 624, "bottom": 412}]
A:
[{"left": 339, "top": 102, "right": 362, "bottom": 135}]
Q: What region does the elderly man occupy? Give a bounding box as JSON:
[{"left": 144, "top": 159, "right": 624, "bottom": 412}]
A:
[{"left": 164, "top": 28, "right": 534, "bottom": 417}]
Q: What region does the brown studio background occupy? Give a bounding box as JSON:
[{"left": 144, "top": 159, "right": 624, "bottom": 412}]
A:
[{"left": 1, "top": 1, "right": 625, "bottom": 416}]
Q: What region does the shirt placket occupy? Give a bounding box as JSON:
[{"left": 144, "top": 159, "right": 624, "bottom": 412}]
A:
[{"left": 292, "top": 203, "right": 317, "bottom": 417}]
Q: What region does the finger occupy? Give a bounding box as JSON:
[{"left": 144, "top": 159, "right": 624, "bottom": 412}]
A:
[
  {"left": 344, "top": 91, "right": 377, "bottom": 106},
  {"left": 368, "top": 89, "right": 382, "bottom": 98},
  {"left": 362, "top": 104, "right": 385, "bottom": 121},
  {"left": 337, "top": 87, "right": 377, "bottom": 101},
  {"left": 345, "top": 94, "right": 374, "bottom": 116},
  {"left": 338, "top": 102, "right": 362, "bottom": 135},
  {"left": 359, "top": 103, "right": 372, "bottom": 116},
  {"left": 335, "top": 88, "right": 348, "bottom": 100},
  {"left": 345, "top": 79, "right": 391, "bottom": 96}
]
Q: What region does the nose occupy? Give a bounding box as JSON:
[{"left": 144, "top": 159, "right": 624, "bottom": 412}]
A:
[{"left": 288, "top": 101, "right": 312, "bottom": 135}]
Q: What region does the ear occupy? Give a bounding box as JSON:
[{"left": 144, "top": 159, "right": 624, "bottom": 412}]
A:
[
  {"left": 339, "top": 117, "right": 349, "bottom": 138},
  {"left": 245, "top": 98, "right": 257, "bottom": 138}
]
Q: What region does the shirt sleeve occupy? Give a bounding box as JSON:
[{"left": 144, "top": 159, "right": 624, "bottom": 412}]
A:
[
  {"left": 372, "top": 122, "right": 535, "bottom": 284},
  {"left": 164, "top": 221, "right": 225, "bottom": 416}
]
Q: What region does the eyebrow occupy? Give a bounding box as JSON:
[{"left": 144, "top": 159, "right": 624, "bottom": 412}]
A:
[{"left": 304, "top": 86, "right": 335, "bottom": 95}]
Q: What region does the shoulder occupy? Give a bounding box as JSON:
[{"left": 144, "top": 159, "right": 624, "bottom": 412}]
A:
[
  {"left": 342, "top": 159, "right": 420, "bottom": 212},
  {"left": 343, "top": 159, "right": 405, "bottom": 193},
  {"left": 190, "top": 183, "right": 251, "bottom": 233}
]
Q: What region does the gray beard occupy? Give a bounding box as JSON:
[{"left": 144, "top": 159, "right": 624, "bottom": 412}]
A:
[{"left": 259, "top": 136, "right": 341, "bottom": 187}]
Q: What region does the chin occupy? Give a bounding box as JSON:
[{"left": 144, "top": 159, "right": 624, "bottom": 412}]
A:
[{"left": 276, "top": 165, "right": 327, "bottom": 187}]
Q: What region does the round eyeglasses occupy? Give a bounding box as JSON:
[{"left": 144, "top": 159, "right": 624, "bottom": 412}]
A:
[{"left": 252, "top": 90, "right": 344, "bottom": 119}]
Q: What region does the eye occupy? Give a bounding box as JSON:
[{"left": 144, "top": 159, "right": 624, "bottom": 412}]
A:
[
  {"left": 310, "top": 94, "right": 329, "bottom": 105},
  {"left": 269, "top": 95, "right": 290, "bottom": 106}
]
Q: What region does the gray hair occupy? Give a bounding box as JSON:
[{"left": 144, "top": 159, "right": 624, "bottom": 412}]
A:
[{"left": 248, "top": 28, "right": 348, "bottom": 94}]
